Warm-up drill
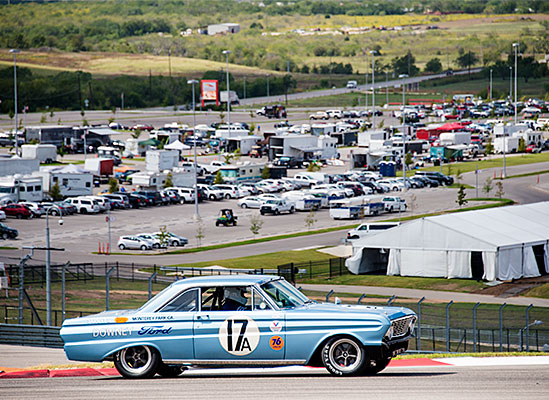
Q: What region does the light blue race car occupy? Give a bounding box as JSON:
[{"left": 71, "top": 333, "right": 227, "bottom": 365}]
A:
[{"left": 60, "top": 275, "right": 416, "bottom": 378}]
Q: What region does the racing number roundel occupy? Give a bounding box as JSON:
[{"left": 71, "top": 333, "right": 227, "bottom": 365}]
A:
[{"left": 219, "top": 315, "right": 260, "bottom": 356}]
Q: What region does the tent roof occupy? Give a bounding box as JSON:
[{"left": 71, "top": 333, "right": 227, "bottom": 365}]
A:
[
  {"left": 164, "top": 140, "right": 190, "bottom": 150},
  {"left": 353, "top": 202, "right": 549, "bottom": 252},
  {"left": 436, "top": 122, "right": 465, "bottom": 131},
  {"left": 88, "top": 127, "right": 121, "bottom": 136},
  {"left": 138, "top": 138, "right": 161, "bottom": 146}
]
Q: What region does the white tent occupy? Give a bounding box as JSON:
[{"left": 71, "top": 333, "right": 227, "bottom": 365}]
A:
[
  {"left": 346, "top": 202, "right": 549, "bottom": 281},
  {"left": 165, "top": 140, "right": 191, "bottom": 151}
]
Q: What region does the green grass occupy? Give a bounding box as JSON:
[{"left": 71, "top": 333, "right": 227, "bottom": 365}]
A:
[
  {"left": 300, "top": 274, "right": 486, "bottom": 293},
  {"left": 503, "top": 169, "right": 549, "bottom": 180},
  {"left": 0, "top": 246, "right": 17, "bottom": 250},
  {"left": 283, "top": 92, "right": 442, "bottom": 108},
  {"left": 419, "top": 153, "right": 549, "bottom": 176},
  {"left": 522, "top": 283, "right": 549, "bottom": 299}
]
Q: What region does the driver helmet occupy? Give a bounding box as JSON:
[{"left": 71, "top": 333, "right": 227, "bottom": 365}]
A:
[{"left": 224, "top": 287, "right": 247, "bottom": 306}]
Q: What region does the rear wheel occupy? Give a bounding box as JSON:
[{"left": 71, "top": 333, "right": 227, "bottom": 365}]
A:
[
  {"left": 80, "top": 208, "right": 87, "bottom": 214},
  {"left": 274, "top": 209, "right": 279, "bottom": 215},
  {"left": 1, "top": 233, "right": 7, "bottom": 240},
  {"left": 140, "top": 245, "right": 147, "bottom": 250},
  {"left": 114, "top": 345, "right": 159, "bottom": 379},
  {"left": 225, "top": 194, "right": 231, "bottom": 199},
  {"left": 16, "top": 214, "right": 22, "bottom": 219},
  {"left": 241, "top": 203, "right": 248, "bottom": 209}
]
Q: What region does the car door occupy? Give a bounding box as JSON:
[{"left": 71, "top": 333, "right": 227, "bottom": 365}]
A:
[
  {"left": 193, "top": 286, "right": 285, "bottom": 361},
  {"left": 136, "top": 288, "right": 197, "bottom": 361}
]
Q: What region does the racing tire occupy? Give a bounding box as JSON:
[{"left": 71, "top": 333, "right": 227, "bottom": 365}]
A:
[
  {"left": 322, "top": 336, "right": 366, "bottom": 377},
  {"left": 119, "top": 244, "right": 126, "bottom": 250},
  {"left": 156, "top": 363, "right": 184, "bottom": 378},
  {"left": 241, "top": 203, "right": 248, "bottom": 209},
  {"left": 140, "top": 245, "right": 147, "bottom": 251},
  {"left": 114, "top": 345, "right": 160, "bottom": 379},
  {"left": 359, "top": 357, "right": 392, "bottom": 376}
]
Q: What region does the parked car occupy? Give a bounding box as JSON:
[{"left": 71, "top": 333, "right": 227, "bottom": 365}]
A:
[
  {"left": 151, "top": 231, "right": 188, "bottom": 247},
  {"left": 0, "top": 222, "right": 18, "bottom": 239},
  {"left": 117, "top": 235, "right": 153, "bottom": 251},
  {"left": 238, "top": 196, "right": 266, "bottom": 209},
  {"left": 212, "top": 184, "right": 241, "bottom": 199},
  {"left": 165, "top": 187, "right": 195, "bottom": 204},
  {"left": 0, "top": 204, "right": 33, "bottom": 219},
  {"left": 238, "top": 182, "right": 260, "bottom": 196},
  {"left": 136, "top": 191, "right": 163, "bottom": 206},
  {"left": 65, "top": 197, "right": 100, "bottom": 214},
  {"left": 0, "top": 210, "right": 5, "bottom": 221},
  {"left": 57, "top": 200, "right": 77, "bottom": 215},
  {"left": 383, "top": 196, "right": 407, "bottom": 212},
  {"left": 197, "top": 185, "right": 224, "bottom": 201},
  {"left": 40, "top": 202, "right": 68, "bottom": 216},
  {"left": 137, "top": 233, "right": 166, "bottom": 249},
  {"left": 102, "top": 194, "right": 131, "bottom": 209},
  {"left": 272, "top": 156, "right": 304, "bottom": 169},
  {"left": 260, "top": 199, "right": 295, "bottom": 215},
  {"left": 19, "top": 202, "right": 44, "bottom": 218},
  {"left": 414, "top": 171, "right": 454, "bottom": 185},
  {"left": 60, "top": 275, "right": 417, "bottom": 378},
  {"left": 309, "top": 111, "right": 329, "bottom": 120}
]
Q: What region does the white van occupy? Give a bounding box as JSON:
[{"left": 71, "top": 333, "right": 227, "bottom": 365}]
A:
[
  {"left": 346, "top": 222, "right": 400, "bottom": 241},
  {"left": 65, "top": 197, "right": 100, "bottom": 214},
  {"left": 346, "top": 80, "right": 358, "bottom": 89}
]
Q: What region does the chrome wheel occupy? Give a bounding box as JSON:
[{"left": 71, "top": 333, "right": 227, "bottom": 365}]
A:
[
  {"left": 329, "top": 339, "right": 361, "bottom": 372},
  {"left": 114, "top": 345, "right": 159, "bottom": 379}
]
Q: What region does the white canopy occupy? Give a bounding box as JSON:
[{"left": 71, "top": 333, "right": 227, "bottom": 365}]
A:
[
  {"left": 165, "top": 140, "right": 191, "bottom": 150},
  {"left": 347, "top": 202, "right": 549, "bottom": 281}
]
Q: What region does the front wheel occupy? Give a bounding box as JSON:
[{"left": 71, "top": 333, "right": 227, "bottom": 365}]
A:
[
  {"left": 322, "top": 337, "right": 366, "bottom": 376},
  {"left": 225, "top": 194, "right": 231, "bottom": 199},
  {"left": 241, "top": 203, "right": 248, "bottom": 209},
  {"left": 119, "top": 244, "right": 126, "bottom": 250},
  {"left": 140, "top": 245, "right": 147, "bottom": 250},
  {"left": 114, "top": 345, "right": 160, "bottom": 379}
]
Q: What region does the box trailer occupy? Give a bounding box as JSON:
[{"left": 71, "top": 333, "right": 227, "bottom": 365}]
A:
[
  {"left": 21, "top": 144, "right": 57, "bottom": 164},
  {"left": 84, "top": 158, "right": 114, "bottom": 177}
]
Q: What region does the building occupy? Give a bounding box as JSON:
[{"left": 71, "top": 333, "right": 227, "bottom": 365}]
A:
[
  {"left": 268, "top": 134, "right": 338, "bottom": 161},
  {"left": 346, "top": 202, "right": 549, "bottom": 281},
  {"left": 207, "top": 23, "right": 240, "bottom": 35}
]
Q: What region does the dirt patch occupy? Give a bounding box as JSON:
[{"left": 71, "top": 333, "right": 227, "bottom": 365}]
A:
[
  {"left": 473, "top": 275, "right": 549, "bottom": 298},
  {"left": 436, "top": 15, "right": 548, "bottom": 29}
]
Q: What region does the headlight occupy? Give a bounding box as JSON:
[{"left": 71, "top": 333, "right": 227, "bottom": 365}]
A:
[{"left": 384, "top": 325, "right": 394, "bottom": 340}]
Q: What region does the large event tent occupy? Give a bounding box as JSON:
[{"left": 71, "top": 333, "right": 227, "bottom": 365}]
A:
[{"left": 346, "top": 202, "right": 549, "bottom": 281}]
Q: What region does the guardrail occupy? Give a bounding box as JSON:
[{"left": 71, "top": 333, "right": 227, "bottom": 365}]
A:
[{"left": 0, "top": 324, "right": 63, "bottom": 348}]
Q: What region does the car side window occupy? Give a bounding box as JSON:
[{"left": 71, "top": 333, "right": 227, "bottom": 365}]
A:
[
  {"left": 201, "top": 286, "right": 252, "bottom": 312},
  {"left": 253, "top": 289, "right": 272, "bottom": 311},
  {"left": 159, "top": 289, "right": 198, "bottom": 312}
]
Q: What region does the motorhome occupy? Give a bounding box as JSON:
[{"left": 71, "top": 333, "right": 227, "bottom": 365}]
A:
[
  {"left": 0, "top": 175, "right": 43, "bottom": 204},
  {"left": 217, "top": 163, "right": 266, "bottom": 184}
]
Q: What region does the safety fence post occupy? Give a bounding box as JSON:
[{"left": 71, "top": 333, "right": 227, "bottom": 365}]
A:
[
  {"left": 473, "top": 302, "right": 480, "bottom": 353},
  {"left": 105, "top": 267, "right": 115, "bottom": 311},
  {"left": 325, "top": 290, "right": 334, "bottom": 302},
  {"left": 358, "top": 294, "right": 366, "bottom": 305},
  {"left": 525, "top": 304, "right": 533, "bottom": 352},
  {"left": 387, "top": 295, "right": 396, "bottom": 306},
  {"left": 417, "top": 297, "right": 425, "bottom": 351},
  {"left": 446, "top": 301, "right": 453, "bottom": 352},
  {"left": 499, "top": 303, "right": 506, "bottom": 352},
  {"left": 149, "top": 272, "right": 157, "bottom": 300}
]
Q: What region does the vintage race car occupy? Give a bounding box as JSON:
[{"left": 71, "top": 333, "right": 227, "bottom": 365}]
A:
[{"left": 60, "top": 275, "right": 416, "bottom": 378}]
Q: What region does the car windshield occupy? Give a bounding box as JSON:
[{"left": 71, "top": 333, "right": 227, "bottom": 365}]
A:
[{"left": 260, "top": 279, "right": 311, "bottom": 309}]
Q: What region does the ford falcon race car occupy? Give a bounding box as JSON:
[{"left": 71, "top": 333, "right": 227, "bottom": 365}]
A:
[{"left": 60, "top": 275, "right": 416, "bottom": 378}]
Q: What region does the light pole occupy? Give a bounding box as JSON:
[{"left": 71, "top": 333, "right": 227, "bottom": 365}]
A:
[
  {"left": 369, "top": 50, "right": 376, "bottom": 130},
  {"left": 266, "top": 74, "right": 270, "bottom": 103},
  {"left": 489, "top": 69, "right": 493, "bottom": 101},
  {"left": 513, "top": 42, "right": 519, "bottom": 125},
  {"left": 222, "top": 50, "right": 231, "bottom": 131},
  {"left": 399, "top": 74, "right": 409, "bottom": 187},
  {"left": 187, "top": 79, "right": 200, "bottom": 218},
  {"left": 10, "top": 49, "right": 20, "bottom": 156},
  {"left": 385, "top": 71, "right": 389, "bottom": 106},
  {"left": 509, "top": 66, "right": 512, "bottom": 101},
  {"left": 45, "top": 206, "right": 63, "bottom": 326}
]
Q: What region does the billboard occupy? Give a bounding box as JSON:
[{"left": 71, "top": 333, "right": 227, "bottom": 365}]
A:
[{"left": 201, "top": 80, "right": 219, "bottom": 106}]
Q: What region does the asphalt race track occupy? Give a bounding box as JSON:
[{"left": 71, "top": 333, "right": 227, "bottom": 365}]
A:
[{"left": 0, "top": 364, "right": 547, "bottom": 400}]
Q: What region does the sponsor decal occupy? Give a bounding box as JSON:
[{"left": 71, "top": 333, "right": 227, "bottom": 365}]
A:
[
  {"left": 269, "top": 336, "right": 284, "bottom": 351},
  {"left": 115, "top": 317, "right": 128, "bottom": 324},
  {"left": 270, "top": 320, "right": 282, "bottom": 333},
  {"left": 92, "top": 326, "right": 131, "bottom": 338},
  {"left": 131, "top": 315, "right": 174, "bottom": 321},
  {"left": 137, "top": 326, "right": 173, "bottom": 335},
  {"left": 219, "top": 315, "right": 260, "bottom": 356}
]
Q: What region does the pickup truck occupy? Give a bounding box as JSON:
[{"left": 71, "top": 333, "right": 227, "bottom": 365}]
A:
[
  {"left": 201, "top": 161, "right": 226, "bottom": 174},
  {"left": 260, "top": 199, "right": 295, "bottom": 215}
]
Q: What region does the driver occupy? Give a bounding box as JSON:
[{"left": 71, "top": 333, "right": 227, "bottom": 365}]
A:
[{"left": 222, "top": 287, "right": 248, "bottom": 311}]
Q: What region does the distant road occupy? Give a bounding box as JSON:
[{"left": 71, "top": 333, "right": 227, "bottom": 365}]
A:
[{"left": 240, "top": 68, "right": 483, "bottom": 106}]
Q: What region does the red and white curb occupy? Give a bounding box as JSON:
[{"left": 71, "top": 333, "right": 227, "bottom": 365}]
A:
[{"left": 1, "top": 357, "right": 548, "bottom": 379}]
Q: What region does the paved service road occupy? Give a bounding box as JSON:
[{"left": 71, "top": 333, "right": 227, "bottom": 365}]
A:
[{"left": 0, "top": 365, "right": 547, "bottom": 400}]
